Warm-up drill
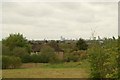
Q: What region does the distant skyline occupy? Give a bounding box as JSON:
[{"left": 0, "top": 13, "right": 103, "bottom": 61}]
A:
[{"left": 2, "top": 2, "right": 118, "bottom": 40}]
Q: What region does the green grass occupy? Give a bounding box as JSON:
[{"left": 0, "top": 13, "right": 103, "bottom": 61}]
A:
[
  {"left": 42, "top": 60, "right": 90, "bottom": 69},
  {"left": 2, "top": 60, "right": 90, "bottom": 78}
]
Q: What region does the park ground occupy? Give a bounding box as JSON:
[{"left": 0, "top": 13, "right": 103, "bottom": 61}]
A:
[{"left": 2, "top": 60, "right": 90, "bottom": 78}]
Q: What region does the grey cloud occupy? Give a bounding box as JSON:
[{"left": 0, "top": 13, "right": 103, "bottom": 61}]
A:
[{"left": 2, "top": 2, "right": 118, "bottom": 40}]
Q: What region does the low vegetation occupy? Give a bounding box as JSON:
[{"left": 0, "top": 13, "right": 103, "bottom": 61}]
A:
[{"left": 2, "top": 33, "right": 119, "bottom": 79}]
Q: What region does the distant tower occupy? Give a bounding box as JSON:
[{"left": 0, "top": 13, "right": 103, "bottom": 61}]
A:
[
  {"left": 98, "top": 36, "right": 101, "bottom": 40},
  {"left": 60, "top": 36, "right": 65, "bottom": 41},
  {"left": 91, "top": 28, "right": 96, "bottom": 40}
]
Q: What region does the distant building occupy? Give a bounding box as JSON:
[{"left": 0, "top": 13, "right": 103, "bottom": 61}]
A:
[
  {"left": 29, "top": 40, "right": 64, "bottom": 59},
  {"left": 60, "top": 36, "right": 65, "bottom": 41}
]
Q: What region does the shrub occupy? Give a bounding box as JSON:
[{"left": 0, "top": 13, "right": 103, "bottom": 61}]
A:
[
  {"left": 2, "top": 56, "right": 22, "bottom": 69},
  {"left": 49, "top": 55, "right": 63, "bottom": 64},
  {"left": 40, "top": 45, "right": 56, "bottom": 63},
  {"left": 88, "top": 42, "right": 109, "bottom": 78},
  {"left": 21, "top": 54, "right": 31, "bottom": 63},
  {"left": 30, "top": 54, "right": 41, "bottom": 63},
  {"left": 10, "top": 56, "right": 22, "bottom": 68},
  {"left": 64, "top": 53, "right": 79, "bottom": 62}
]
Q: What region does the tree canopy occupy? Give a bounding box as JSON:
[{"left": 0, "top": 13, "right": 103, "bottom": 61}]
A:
[
  {"left": 2, "top": 33, "right": 31, "bottom": 53},
  {"left": 76, "top": 38, "right": 88, "bottom": 50}
]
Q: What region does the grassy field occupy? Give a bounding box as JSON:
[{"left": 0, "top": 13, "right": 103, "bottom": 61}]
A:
[{"left": 2, "top": 60, "right": 90, "bottom": 78}]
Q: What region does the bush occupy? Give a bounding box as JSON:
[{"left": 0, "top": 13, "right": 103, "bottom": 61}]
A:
[
  {"left": 40, "top": 45, "right": 56, "bottom": 63},
  {"left": 2, "top": 56, "right": 22, "bottom": 69},
  {"left": 49, "top": 55, "right": 63, "bottom": 64},
  {"left": 21, "top": 54, "right": 31, "bottom": 63},
  {"left": 88, "top": 42, "right": 109, "bottom": 78},
  {"left": 64, "top": 53, "right": 79, "bottom": 62},
  {"left": 10, "top": 56, "right": 22, "bottom": 68},
  {"left": 30, "top": 54, "right": 41, "bottom": 63}
]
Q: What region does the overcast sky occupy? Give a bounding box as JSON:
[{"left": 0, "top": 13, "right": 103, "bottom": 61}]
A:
[{"left": 2, "top": 2, "right": 118, "bottom": 40}]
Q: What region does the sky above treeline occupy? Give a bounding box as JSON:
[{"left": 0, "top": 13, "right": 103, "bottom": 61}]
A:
[{"left": 2, "top": 2, "right": 118, "bottom": 40}]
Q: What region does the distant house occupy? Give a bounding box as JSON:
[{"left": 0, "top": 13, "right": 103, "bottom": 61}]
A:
[
  {"left": 54, "top": 46, "right": 64, "bottom": 60},
  {"left": 29, "top": 40, "right": 64, "bottom": 59}
]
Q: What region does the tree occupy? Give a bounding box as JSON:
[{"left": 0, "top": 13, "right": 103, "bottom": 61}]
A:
[
  {"left": 2, "top": 33, "right": 31, "bottom": 53},
  {"left": 2, "top": 45, "right": 12, "bottom": 56},
  {"left": 76, "top": 38, "right": 88, "bottom": 50},
  {"left": 88, "top": 42, "right": 108, "bottom": 78},
  {"left": 40, "top": 45, "right": 56, "bottom": 63},
  {"left": 12, "top": 47, "right": 29, "bottom": 58}
]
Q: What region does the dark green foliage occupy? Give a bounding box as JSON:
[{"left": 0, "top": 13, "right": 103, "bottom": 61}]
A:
[
  {"left": 76, "top": 38, "right": 88, "bottom": 50},
  {"left": 29, "top": 45, "right": 60, "bottom": 63},
  {"left": 2, "top": 45, "right": 12, "bottom": 56},
  {"left": 30, "top": 54, "right": 41, "bottom": 63},
  {"left": 2, "top": 56, "right": 10, "bottom": 69},
  {"left": 21, "top": 54, "right": 31, "bottom": 63},
  {"left": 64, "top": 53, "right": 79, "bottom": 62},
  {"left": 40, "top": 45, "right": 56, "bottom": 63},
  {"left": 2, "top": 56, "right": 22, "bottom": 69},
  {"left": 12, "top": 47, "right": 29, "bottom": 58},
  {"left": 2, "top": 33, "right": 31, "bottom": 53}
]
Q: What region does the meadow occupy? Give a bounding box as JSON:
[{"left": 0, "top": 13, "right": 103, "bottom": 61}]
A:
[{"left": 2, "top": 60, "right": 90, "bottom": 78}]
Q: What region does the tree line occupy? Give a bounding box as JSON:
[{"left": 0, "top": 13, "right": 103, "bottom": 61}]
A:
[
  {"left": 2, "top": 33, "right": 88, "bottom": 69},
  {"left": 2, "top": 33, "right": 120, "bottom": 79}
]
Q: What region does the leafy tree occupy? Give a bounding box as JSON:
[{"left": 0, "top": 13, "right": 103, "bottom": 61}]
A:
[
  {"left": 12, "top": 47, "right": 29, "bottom": 58},
  {"left": 2, "top": 33, "right": 31, "bottom": 53},
  {"left": 40, "top": 45, "right": 56, "bottom": 63},
  {"left": 88, "top": 41, "right": 109, "bottom": 78},
  {"left": 2, "top": 45, "right": 12, "bottom": 56},
  {"left": 76, "top": 38, "right": 88, "bottom": 50}
]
